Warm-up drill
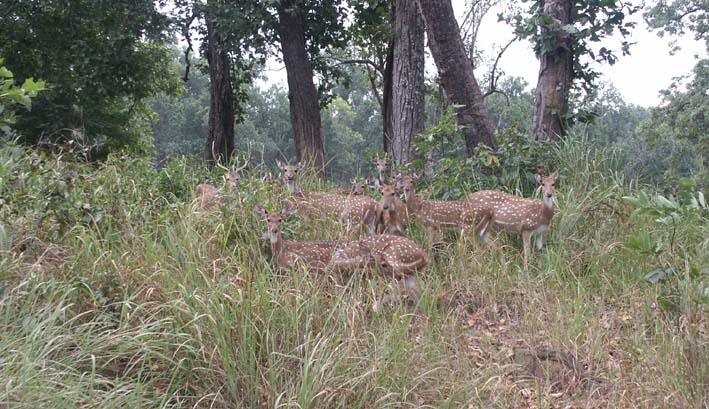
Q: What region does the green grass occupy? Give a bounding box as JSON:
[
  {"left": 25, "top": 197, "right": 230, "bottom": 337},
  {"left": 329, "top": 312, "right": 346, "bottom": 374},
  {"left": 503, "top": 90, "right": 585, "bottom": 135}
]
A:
[{"left": 0, "top": 139, "right": 706, "bottom": 408}]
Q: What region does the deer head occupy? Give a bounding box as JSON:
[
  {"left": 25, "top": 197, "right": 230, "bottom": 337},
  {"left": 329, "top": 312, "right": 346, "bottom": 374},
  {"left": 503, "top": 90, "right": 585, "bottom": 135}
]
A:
[
  {"left": 379, "top": 182, "right": 400, "bottom": 212},
  {"left": 397, "top": 173, "right": 420, "bottom": 203},
  {"left": 256, "top": 205, "right": 293, "bottom": 243},
  {"left": 277, "top": 160, "right": 306, "bottom": 192},
  {"left": 372, "top": 153, "right": 389, "bottom": 183},
  {"left": 535, "top": 170, "right": 559, "bottom": 209},
  {"left": 345, "top": 178, "right": 366, "bottom": 195}
]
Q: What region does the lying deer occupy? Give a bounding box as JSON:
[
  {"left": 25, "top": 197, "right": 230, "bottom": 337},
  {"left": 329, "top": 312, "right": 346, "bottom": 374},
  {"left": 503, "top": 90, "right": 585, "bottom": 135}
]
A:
[
  {"left": 376, "top": 182, "right": 408, "bottom": 236},
  {"left": 327, "top": 234, "right": 430, "bottom": 302},
  {"left": 398, "top": 173, "right": 490, "bottom": 241},
  {"left": 468, "top": 170, "right": 559, "bottom": 269},
  {"left": 277, "top": 160, "right": 379, "bottom": 235},
  {"left": 335, "top": 178, "right": 370, "bottom": 196},
  {"left": 196, "top": 150, "right": 251, "bottom": 208},
  {"left": 256, "top": 205, "right": 341, "bottom": 273}
]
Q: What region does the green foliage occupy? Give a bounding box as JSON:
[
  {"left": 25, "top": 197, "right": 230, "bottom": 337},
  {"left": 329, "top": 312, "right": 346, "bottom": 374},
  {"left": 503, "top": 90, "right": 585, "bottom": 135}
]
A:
[
  {"left": 644, "top": 0, "right": 709, "bottom": 50},
  {"left": 0, "top": 0, "right": 180, "bottom": 152},
  {"left": 614, "top": 60, "right": 709, "bottom": 191},
  {"left": 414, "top": 106, "right": 555, "bottom": 199},
  {"left": 0, "top": 60, "right": 45, "bottom": 136},
  {"left": 511, "top": 0, "right": 639, "bottom": 94},
  {"left": 623, "top": 180, "right": 708, "bottom": 310}
]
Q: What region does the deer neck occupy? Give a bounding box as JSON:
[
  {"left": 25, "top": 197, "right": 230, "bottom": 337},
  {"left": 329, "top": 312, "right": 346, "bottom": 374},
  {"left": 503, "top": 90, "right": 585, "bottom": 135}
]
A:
[
  {"left": 540, "top": 199, "right": 555, "bottom": 224},
  {"left": 406, "top": 192, "right": 423, "bottom": 213},
  {"left": 270, "top": 233, "right": 285, "bottom": 265}
]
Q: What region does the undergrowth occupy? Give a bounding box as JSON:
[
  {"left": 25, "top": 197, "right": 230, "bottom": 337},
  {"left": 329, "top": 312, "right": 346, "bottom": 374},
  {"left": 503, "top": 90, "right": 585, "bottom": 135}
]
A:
[{"left": 0, "top": 137, "right": 706, "bottom": 408}]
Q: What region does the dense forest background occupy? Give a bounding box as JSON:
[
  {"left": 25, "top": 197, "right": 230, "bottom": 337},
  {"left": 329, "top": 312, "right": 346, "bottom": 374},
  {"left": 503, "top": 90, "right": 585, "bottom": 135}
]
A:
[{"left": 1, "top": 0, "right": 706, "bottom": 191}]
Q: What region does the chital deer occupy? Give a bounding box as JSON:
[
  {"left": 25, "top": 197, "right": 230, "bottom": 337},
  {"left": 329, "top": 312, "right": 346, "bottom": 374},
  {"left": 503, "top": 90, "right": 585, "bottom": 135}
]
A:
[
  {"left": 276, "top": 159, "right": 307, "bottom": 193},
  {"left": 467, "top": 170, "right": 559, "bottom": 269},
  {"left": 196, "top": 148, "right": 251, "bottom": 209},
  {"left": 376, "top": 182, "right": 408, "bottom": 236},
  {"left": 372, "top": 153, "right": 389, "bottom": 185},
  {"left": 278, "top": 160, "right": 379, "bottom": 235},
  {"left": 327, "top": 234, "right": 430, "bottom": 302},
  {"left": 256, "top": 205, "right": 341, "bottom": 272},
  {"left": 335, "top": 178, "right": 369, "bottom": 196},
  {"left": 398, "top": 173, "right": 490, "bottom": 241}
]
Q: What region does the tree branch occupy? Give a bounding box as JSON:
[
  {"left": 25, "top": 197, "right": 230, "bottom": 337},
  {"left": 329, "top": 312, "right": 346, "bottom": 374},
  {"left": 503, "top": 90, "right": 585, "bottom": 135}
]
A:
[
  {"left": 181, "top": 11, "right": 198, "bottom": 82},
  {"left": 327, "top": 55, "right": 385, "bottom": 76}
]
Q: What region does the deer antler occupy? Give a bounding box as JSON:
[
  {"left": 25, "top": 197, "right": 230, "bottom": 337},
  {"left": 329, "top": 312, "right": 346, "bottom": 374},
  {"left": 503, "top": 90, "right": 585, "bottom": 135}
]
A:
[{"left": 234, "top": 143, "right": 253, "bottom": 174}]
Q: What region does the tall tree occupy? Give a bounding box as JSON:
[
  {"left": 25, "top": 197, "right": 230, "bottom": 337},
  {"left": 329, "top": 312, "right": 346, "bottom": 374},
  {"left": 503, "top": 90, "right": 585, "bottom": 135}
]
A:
[
  {"left": 531, "top": 0, "right": 572, "bottom": 141},
  {"left": 205, "top": 11, "right": 235, "bottom": 166},
  {"left": 513, "top": 0, "right": 638, "bottom": 141},
  {"left": 417, "top": 0, "right": 499, "bottom": 154},
  {"left": 389, "top": 0, "right": 426, "bottom": 164},
  {"left": 276, "top": 1, "right": 326, "bottom": 173}
]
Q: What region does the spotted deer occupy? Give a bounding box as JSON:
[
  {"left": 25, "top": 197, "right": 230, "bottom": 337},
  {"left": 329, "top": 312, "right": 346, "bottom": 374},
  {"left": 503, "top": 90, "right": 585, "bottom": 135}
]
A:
[
  {"left": 196, "top": 149, "right": 251, "bottom": 208},
  {"left": 277, "top": 161, "right": 379, "bottom": 235},
  {"left": 372, "top": 153, "right": 389, "bottom": 185},
  {"left": 467, "top": 170, "right": 559, "bottom": 269},
  {"left": 335, "top": 178, "right": 369, "bottom": 196},
  {"left": 327, "top": 234, "right": 430, "bottom": 302},
  {"left": 397, "top": 174, "right": 491, "bottom": 241},
  {"left": 376, "top": 182, "right": 408, "bottom": 236},
  {"left": 276, "top": 159, "right": 307, "bottom": 193},
  {"left": 256, "top": 205, "right": 341, "bottom": 273}
]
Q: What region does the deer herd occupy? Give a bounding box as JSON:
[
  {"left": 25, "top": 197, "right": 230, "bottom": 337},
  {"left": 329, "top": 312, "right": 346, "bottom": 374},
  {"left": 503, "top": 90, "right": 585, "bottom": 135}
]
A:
[{"left": 196, "top": 153, "right": 559, "bottom": 302}]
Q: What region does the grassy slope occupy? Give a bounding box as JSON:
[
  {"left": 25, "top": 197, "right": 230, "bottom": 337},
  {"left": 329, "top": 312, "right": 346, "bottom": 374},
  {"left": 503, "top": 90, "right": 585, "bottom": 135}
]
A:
[{"left": 0, "top": 140, "right": 706, "bottom": 408}]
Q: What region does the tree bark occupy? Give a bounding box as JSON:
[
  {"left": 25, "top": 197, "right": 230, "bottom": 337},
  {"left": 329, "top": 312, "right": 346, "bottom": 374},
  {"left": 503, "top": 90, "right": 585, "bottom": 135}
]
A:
[
  {"left": 417, "top": 0, "right": 498, "bottom": 154},
  {"left": 382, "top": 41, "right": 394, "bottom": 154},
  {"left": 205, "top": 13, "right": 235, "bottom": 167},
  {"left": 276, "top": 1, "right": 325, "bottom": 174},
  {"left": 389, "top": 0, "right": 425, "bottom": 165},
  {"left": 532, "top": 0, "right": 573, "bottom": 142}
]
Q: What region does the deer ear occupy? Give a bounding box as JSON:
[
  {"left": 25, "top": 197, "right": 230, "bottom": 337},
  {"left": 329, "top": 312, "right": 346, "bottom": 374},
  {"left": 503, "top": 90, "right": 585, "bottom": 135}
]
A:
[
  {"left": 550, "top": 169, "right": 560, "bottom": 180},
  {"left": 535, "top": 174, "right": 543, "bottom": 184},
  {"left": 276, "top": 160, "right": 285, "bottom": 170},
  {"left": 413, "top": 172, "right": 421, "bottom": 180},
  {"left": 256, "top": 206, "right": 268, "bottom": 218},
  {"left": 297, "top": 159, "right": 307, "bottom": 169}
]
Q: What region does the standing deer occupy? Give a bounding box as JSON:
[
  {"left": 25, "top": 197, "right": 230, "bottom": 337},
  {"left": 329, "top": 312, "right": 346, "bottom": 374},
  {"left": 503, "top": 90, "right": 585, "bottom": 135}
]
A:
[
  {"left": 277, "top": 160, "right": 379, "bottom": 236},
  {"left": 376, "top": 182, "right": 408, "bottom": 236},
  {"left": 256, "top": 205, "right": 341, "bottom": 272},
  {"left": 327, "top": 234, "right": 430, "bottom": 302},
  {"left": 372, "top": 153, "right": 389, "bottom": 185},
  {"left": 467, "top": 170, "right": 559, "bottom": 269},
  {"left": 196, "top": 150, "right": 251, "bottom": 208},
  {"left": 397, "top": 174, "right": 490, "bottom": 241}
]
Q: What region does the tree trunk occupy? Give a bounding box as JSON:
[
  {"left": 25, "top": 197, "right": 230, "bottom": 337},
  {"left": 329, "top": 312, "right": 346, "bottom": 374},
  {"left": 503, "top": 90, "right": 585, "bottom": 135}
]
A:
[
  {"left": 532, "top": 0, "right": 573, "bottom": 142},
  {"left": 205, "top": 13, "right": 234, "bottom": 167},
  {"left": 382, "top": 41, "right": 394, "bottom": 154},
  {"left": 389, "top": 0, "right": 425, "bottom": 165},
  {"left": 417, "top": 0, "right": 498, "bottom": 154},
  {"left": 276, "top": 1, "right": 325, "bottom": 174}
]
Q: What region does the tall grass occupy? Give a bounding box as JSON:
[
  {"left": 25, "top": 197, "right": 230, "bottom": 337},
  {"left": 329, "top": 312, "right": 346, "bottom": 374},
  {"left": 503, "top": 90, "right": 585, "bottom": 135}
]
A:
[{"left": 0, "top": 137, "right": 706, "bottom": 408}]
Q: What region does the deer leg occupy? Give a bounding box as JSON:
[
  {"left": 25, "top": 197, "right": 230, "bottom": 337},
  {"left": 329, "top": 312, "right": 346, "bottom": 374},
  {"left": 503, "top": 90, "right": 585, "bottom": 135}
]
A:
[{"left": 522, "top": 230, "right": 533, "bottom": 271}]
